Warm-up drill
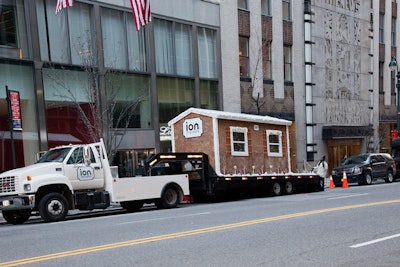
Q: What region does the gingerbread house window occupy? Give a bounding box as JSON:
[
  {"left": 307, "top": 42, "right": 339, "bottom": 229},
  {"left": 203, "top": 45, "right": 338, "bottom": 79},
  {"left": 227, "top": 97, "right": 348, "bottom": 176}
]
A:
[
  {"left": 266, "top": 130, "right": 282, "bottom": 157},
  {"left": 230, "top": 127, "right": 248, "bottom": 156}
]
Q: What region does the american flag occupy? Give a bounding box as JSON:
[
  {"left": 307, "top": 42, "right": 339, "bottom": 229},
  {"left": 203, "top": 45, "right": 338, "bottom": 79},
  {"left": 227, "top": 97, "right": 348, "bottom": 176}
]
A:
[
  {"left": 130, "top": 0, "right": 151, "bottom": 31},
  {"left": 55, "top": 0, "right": 74, "bottom": 14}
]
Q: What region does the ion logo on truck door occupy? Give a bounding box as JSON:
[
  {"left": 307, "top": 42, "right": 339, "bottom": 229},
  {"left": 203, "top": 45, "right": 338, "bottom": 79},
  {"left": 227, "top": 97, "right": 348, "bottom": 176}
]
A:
[{"left": 77, "top": 166, "right": 95, "bottom": 181}]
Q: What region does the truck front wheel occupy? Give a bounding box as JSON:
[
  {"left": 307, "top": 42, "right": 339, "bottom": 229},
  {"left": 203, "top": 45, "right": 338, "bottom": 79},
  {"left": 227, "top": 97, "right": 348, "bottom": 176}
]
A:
[
  {"left": 39, "top": 193, "right": 69, "bottom": 222},
  {"left": 157, "top": 186, "right": 180, "bottom": 209},
  {"left": 2, "top": 210, "right": 31, "bottom": 225}
]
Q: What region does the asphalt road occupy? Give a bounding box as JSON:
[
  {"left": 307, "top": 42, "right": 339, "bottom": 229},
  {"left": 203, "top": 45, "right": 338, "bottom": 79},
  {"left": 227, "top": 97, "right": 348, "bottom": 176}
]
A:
[{"left": 1, "top": 181, "right": 400, "bottom": 266}]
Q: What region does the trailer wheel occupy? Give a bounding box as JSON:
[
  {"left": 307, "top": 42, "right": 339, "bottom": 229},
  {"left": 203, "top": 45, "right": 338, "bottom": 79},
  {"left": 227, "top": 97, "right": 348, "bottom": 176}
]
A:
[
  {"left": 284, "top": 181, "right": 294, "bottom": 195},
  {"left": 39, "top": 193, "right": 69, "bottom": 222},
  {"left": 121, "top": 201, "right": 143, "bottom": 212},
  {"left": 270, "top": 182, "right": 282, "bottom": 196},
  {"left": 2, "top": 210, "right": 31, "bottom": 225},
  {"left": 157, "top": 186, "right": 180, "bottom": 209}
]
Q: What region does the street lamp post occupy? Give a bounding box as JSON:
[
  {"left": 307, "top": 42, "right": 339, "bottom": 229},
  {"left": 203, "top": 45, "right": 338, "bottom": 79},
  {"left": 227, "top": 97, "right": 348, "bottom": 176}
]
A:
[{"left": 389, "top": 57, "right": 400, "bottom": 131}]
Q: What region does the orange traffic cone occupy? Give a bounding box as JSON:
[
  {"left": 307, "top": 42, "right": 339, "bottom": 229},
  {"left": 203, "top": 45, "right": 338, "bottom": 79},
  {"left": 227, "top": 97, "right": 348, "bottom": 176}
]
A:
[
  {"left": 329, "top": 175, "right": 335, "bottom": 189},
  {"left": 341, "top": 171, "right": 349, "bottom": 188}
]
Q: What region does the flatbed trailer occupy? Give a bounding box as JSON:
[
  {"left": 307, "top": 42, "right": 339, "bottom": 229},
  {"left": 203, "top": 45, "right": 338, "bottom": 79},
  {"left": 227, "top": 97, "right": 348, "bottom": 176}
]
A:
[{"left": 145, "top": 152, "right": 322, "bottom": 201}]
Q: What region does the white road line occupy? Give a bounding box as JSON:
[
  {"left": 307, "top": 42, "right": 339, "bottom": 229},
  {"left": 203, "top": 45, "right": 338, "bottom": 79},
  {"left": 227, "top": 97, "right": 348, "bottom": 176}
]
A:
[
  {"left": 327, "top": 193, "right": 368, "bottom": 200},
  {"left": 350, "top": 233, "right": 400, "bottom": 248},
  {"left": 117, "top": 212, "right": 211, "bottom": 225}
]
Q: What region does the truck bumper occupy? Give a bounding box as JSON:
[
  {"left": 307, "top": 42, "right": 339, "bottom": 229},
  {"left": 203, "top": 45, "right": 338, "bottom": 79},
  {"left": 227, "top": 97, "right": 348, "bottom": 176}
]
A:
[{"left": 0, "top": 195, "right": 35, "bottom": 210}]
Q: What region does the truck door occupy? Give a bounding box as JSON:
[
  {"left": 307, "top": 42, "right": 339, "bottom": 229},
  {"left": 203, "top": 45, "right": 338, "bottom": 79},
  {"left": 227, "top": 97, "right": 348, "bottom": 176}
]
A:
[{"left": 64, "top": 147, "right": 105, "bottom": 190}]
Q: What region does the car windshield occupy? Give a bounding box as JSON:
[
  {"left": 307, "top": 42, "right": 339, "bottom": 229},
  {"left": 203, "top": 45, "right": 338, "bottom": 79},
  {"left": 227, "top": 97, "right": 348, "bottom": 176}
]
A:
[
  {"left": 342, "top": 154, "right": 368, "bottom": 165},
  {"left": 37, "top": 147, "right": 72, "bottom": 163}
]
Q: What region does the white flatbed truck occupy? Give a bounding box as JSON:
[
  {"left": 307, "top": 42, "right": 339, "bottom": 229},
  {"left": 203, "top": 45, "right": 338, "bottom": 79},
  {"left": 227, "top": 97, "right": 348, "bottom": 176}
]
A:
[{"left": 0, "top": 139, "right": 189, "bottom": 224}]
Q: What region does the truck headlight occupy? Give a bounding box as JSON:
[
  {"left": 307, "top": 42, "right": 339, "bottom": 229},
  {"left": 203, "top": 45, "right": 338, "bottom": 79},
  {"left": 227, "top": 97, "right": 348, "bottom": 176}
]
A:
[
  {"left": 2, "top": 200, "right": 10, "bottom": 207},
  {"left": 24, "top": 184, "right": 31, "bottom": 192}
]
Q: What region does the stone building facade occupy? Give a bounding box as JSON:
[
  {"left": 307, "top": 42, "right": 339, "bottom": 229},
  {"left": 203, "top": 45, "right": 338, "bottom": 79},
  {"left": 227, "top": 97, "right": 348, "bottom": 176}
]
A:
[{"left": 224, "top": 0, "right": 398, "bottom": 172}]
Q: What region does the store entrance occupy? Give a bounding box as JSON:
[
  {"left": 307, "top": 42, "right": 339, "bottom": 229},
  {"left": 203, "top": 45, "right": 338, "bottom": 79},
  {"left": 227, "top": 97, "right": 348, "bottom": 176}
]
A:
[{"left": 327, "top": 139, "right": 361, "bottom": 174}]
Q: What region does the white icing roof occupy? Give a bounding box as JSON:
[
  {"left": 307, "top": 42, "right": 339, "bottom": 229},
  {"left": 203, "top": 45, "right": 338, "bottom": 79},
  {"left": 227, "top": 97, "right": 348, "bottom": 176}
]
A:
[{"left": 168, "top": 108, "right": 292, "bottom": 126}]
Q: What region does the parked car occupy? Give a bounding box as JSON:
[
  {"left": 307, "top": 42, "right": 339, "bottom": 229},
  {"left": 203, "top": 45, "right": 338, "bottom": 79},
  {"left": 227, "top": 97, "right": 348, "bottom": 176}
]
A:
[{"left": 331, "top": 153, "right": 396, "bottom": 186}]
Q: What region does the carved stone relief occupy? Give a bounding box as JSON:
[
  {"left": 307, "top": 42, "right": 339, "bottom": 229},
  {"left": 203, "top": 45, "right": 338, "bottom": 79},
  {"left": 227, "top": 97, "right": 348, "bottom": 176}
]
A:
[{"left": 322, "top": 3, "right": 366, "bottom": 127}]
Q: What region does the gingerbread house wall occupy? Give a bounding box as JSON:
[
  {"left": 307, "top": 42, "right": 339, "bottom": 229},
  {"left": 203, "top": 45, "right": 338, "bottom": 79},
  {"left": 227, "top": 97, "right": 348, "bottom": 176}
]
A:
[{"left": 172, "top": 113, "right": 289, "bottom": 175}]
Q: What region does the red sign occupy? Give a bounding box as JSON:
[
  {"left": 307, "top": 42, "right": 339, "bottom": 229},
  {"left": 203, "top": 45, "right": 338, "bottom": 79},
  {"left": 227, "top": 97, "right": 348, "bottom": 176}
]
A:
[{"left": 9, "top": 91, "right": 22, "bottom": 130}]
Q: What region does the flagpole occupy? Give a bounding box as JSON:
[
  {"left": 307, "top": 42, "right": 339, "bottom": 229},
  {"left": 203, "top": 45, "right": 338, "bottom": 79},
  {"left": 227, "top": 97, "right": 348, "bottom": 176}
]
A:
[{"left": 5, "top": 86, "right": 17, "bottom": 169}]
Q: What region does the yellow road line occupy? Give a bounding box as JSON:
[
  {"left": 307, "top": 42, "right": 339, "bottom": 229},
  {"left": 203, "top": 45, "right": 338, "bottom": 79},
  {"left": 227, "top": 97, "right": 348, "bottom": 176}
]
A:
[{"left": 1, "top": 199, "right": 400, "bottom": 266}]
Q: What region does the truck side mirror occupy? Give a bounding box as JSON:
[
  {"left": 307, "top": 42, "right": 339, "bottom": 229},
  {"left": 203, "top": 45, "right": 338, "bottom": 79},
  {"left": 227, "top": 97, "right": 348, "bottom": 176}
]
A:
[{"left": 83, "top": 146, "right": 91, "bottom": 167}]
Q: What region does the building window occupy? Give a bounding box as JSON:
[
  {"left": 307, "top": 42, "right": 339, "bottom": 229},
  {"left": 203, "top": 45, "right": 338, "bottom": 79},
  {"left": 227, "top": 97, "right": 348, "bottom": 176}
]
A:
[
  {"left": 200, "top": 80, "right": 219, "bottom": 110},
  {"left": 239, "top": 36, "right": 249, "bottom": 77},
  {"left": 102, "top": 8, "right": 127, "bottom": 70},
  {"left": 154, "top": 19, "right": 194, "bottom": 76},
  {"left": 175, "top": 23, "right": 193, "bottom": 76},
  {"left": 157, "top": 77, "right": 195, "bottom": 125},
  {"left": 263, "top": 41, "right": 272, "bottom": 79},
  {"left": 261, "top": 0, "right": 271, "bottom": 16},
  {"left": 266, "top": 130, "right": 282, "bottom": 157},
  {"left": 283, "top": 0, "right": 291, "bottom": 21},
  {"left": 284, "top": 45, "right": 292, "bottom": 81},
  {"left": 238, "top": 0, "right": 248, "bottom": 10},
  {"left": 198, "top": 27, "right": 218, "bottom": 79},
  {"left": 105, "top": 73, "right": 151, "bottom": 129},
  {"left": 379, "top": 14, "right": 385, "bottom": 44},
  {"left": 379, "top": 62, "right": 384, "bottom": 93},
  {"left": 230, "top": 127, "right": 248, "bottom": 156},
  {"left": 392, "top": 17, "right": 396, "bottom": 47},
  {"left": 0, "top": 2, "right": 17, "bottom": 47}
]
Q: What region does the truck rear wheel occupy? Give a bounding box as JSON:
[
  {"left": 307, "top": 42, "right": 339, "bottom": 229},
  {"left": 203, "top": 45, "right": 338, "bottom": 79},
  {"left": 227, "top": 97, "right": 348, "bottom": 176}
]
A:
[
  {"left": 157, "top": 186, "right": 180, "bottom": 209},
  {"left": 2, "top": 210, "right": 31, "bottom": 225},
  {"left": 39, "top": 193, "right": 69, "bottom": 222}
]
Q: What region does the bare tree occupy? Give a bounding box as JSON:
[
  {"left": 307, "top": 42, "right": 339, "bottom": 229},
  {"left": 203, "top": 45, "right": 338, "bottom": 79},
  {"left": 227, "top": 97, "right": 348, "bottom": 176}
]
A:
[
  {"left": 241, "top": 34, "right": 266, "bottom": 115},
  {"left": 45, "top": 39, "right": 148, "bottom": 162}
]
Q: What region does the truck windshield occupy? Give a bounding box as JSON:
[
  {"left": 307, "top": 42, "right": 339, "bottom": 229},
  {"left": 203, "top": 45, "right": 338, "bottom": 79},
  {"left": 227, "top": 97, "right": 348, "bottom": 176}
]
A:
[{"left": 37, "top": 147, "right": 72, "bottom": 163}]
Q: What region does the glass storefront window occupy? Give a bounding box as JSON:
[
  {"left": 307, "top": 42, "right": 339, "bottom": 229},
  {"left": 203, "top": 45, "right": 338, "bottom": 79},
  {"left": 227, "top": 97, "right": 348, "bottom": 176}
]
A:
[
  {"left": 105, "top": 73, "right": 151, "bottom": 129},
  {"left": 157, "top": 77, "right": 194, "bottom": 125},
  {"left": 200, "top": 80, "right": 219, "bottom": 110},
  {"left": 0, "top": 63, "right": 38, "bottom": 171},
  {"left": 43, "top": 68, "right": 95, "bottom": 147}
]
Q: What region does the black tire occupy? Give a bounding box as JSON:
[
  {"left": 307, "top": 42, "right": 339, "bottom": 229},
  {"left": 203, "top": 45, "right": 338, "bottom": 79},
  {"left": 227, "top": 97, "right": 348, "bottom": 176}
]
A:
[
  {"left": 121, "top": 201, "right": 143, "bottom": 212},
  {"left": 38, "top": 193, "right": 69, "bottom": 222},
  {"left": 2, "top": 210, "right": 31, "bottom": 225},
  {"left": 284, "top": 181, "right": 294, "bottom": 194},
  {"left": 270, "top": 181, "right": 282, "bottom": 196},
  {"left": 385, "top": 170, "right": 394, "bottom": 183},
  {"left": 157, "top": 186, "right": 180, "bottom": 209},
  {"left": 364, "top": 172, "right": 372, "bottom": 185}
]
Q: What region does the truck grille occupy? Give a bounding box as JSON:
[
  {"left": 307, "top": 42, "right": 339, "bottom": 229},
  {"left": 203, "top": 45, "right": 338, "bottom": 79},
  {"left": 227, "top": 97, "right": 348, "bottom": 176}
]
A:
[{"left": 0, "top": 176, "right": 17, "bottom": 193}]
